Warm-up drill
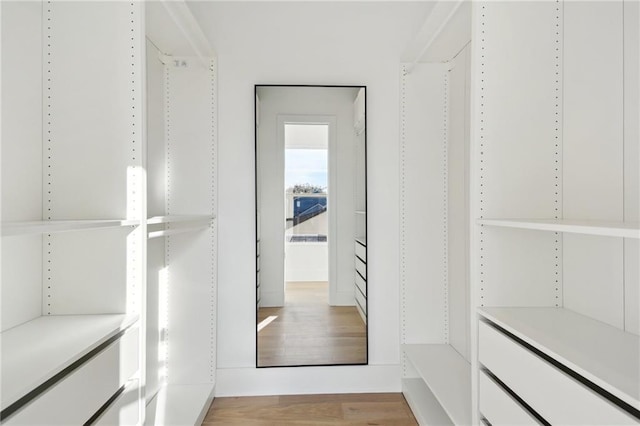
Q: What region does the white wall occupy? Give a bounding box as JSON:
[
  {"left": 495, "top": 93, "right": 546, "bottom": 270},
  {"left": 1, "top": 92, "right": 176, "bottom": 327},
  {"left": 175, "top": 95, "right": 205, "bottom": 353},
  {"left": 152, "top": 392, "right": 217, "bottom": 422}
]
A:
[{"left": 187, "top": 1, "right": 432, "bottom": 394}]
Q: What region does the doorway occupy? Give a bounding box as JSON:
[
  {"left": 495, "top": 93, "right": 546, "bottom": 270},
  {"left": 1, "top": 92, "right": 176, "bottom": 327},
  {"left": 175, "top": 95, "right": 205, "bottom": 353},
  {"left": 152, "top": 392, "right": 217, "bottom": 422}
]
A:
[{"left": 284, "top": 123, "right": 329, "bottom": 304}]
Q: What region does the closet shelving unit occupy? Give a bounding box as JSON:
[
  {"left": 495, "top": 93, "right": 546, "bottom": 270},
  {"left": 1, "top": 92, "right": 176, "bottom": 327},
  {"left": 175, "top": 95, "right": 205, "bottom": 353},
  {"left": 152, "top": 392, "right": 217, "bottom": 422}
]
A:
[
  {"left": 2, "top": 1, "right": 218, "bottom": 424},
  {"left": 1, "top": 1, "right": 145, "bottom": 424},
  {"left": 400, "top": 1, "right": 472, "bottom": 424},
  {"left": 353, "top": 88, "right": 368, "bottom": 324},
  {"left": 402, "top": 0, "right": 639, "bottom": 423},
  {"left": 144, "top": 1, "right": 217, "bottom": 424},
  {"left": 470, "top": 1, "right": 639, "bottom": 425}
]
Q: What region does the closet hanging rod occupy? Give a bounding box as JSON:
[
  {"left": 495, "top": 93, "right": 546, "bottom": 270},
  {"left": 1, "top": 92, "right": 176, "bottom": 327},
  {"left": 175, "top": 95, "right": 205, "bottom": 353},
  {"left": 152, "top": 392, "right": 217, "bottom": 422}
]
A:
[
  {"left": 161, "top": 0, "right": 214, "bottom": 70},
  {"left": 406, "top": 0, "right": 465, "bottom": 74}
]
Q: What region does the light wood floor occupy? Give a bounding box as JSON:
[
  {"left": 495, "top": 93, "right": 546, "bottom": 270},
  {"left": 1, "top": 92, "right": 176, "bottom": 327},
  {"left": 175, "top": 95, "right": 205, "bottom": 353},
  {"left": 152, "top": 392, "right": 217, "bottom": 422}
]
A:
[
  {"left": 257, "top": 282, "right": 366, "bottom": 367},
  {"left": 202, "top": 393, "right": 418, "bottom": 425}
]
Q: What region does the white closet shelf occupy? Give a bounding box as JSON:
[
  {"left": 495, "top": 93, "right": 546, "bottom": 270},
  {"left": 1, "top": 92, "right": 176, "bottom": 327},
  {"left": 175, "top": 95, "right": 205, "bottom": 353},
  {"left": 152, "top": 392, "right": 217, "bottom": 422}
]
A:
[
  {"left": 147, "top": 215, "right": 215, "bottom": 225},
  {"left": 147, "top": 215, "right": 214, "bottom": 239},
  {"left": 355, "top": 210, "right": 367, "bottom": 215},
  {"left": 402, "top": 378, "right": 454, "bottom": 425},
  {"left": 355, "top": 237, "right": 367, "bottom": 246},
  {"left": 478, "top": 307, "right": 640, "bottom": 410},
  {"left": 1, "top": 219, "right": 140, "bottom": 237},
  {"left": 1, "top": 314, "right": 138, "bottom": 410},
  {"left": 403, "top": 344, "right": 471, "bottom": 425},
  {"left": 146, "top": 383, "right": 215, "bottom": 425},
  {"left": 477, "top": 218, "right": 640, "bottom": 239}
]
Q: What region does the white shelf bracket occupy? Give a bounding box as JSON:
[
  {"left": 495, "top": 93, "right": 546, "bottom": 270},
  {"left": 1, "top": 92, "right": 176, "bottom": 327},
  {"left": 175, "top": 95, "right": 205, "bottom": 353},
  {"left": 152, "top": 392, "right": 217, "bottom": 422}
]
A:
[{"left": 159, "top": 53, "right": 172, "bottom": 66}]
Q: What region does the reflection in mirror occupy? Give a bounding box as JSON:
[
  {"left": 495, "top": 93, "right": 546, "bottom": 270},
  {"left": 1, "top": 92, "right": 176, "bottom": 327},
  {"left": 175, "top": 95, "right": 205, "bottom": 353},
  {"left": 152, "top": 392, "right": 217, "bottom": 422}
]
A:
[{"left": 255, "top": 85, "right": 367, "bottom": 367}]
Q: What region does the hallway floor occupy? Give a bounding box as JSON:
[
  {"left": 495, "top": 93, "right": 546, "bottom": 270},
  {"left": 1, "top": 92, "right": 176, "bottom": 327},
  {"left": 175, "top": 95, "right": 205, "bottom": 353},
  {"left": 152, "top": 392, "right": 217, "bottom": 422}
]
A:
[
  {"left": 257, "top": 281, "right": 366, "bottom": 367},
  {"left": 202, "top": 393, "right": 418, "bottom": 425}
]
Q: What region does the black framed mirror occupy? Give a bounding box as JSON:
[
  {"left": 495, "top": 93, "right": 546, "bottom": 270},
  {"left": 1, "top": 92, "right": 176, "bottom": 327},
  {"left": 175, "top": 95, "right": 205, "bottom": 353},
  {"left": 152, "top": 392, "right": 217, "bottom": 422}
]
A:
[{"left": 255, "top": 85, "right": 367, "bottom": 367}]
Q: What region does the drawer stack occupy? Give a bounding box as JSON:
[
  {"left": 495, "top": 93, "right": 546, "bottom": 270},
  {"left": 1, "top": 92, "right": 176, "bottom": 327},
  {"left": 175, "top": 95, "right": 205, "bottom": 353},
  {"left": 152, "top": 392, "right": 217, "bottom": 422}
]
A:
[
  {"left": 2, "top": 320, "right": 140, "bottom": 425},
  {"left": 354, "top": 239, "right": 367, "bottom": 323},
  {"left": 478, "top": 310, "right": 640, "bottom": 425}
]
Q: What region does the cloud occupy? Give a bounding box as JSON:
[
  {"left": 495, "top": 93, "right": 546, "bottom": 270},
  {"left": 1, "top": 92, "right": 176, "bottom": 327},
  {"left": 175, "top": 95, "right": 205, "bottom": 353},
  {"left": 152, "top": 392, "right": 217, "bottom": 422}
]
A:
[{"left": 285, "top": 149, "right": 328, "bottom": 188}]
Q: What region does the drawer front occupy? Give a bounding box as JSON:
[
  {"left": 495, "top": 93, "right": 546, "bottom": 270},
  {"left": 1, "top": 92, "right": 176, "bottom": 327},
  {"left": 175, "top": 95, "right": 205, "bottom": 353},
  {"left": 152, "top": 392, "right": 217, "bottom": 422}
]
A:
[
  {"left": 355, "top": 286, "right": 367, "bottom": 316},
  {"left": 7, "top": 326, "right": 139, "bottom": 425},
  {"left": 479, "top": 321, "right": 638, "bottom": 425},
  {"left": 355, "top": 256, "right": 366, "bottom": 280},
  {"left": 94, "top": 380, "right": 140, "bottom": 426},
  {"left": 355, "top": 273, "right": 366, "bottom": 298},
  {"left": 480, "top": 370, "right": 540, "bottom": 425},
  {"left": 355, "top": 241, "right": 366, "bottom": 262}
]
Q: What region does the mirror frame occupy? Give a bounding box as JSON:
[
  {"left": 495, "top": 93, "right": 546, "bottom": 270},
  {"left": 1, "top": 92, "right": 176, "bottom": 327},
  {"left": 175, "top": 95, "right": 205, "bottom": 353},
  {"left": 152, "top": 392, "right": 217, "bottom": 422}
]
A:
[{"left": 254, "top": 84, "right": 368, "bottom": 368}]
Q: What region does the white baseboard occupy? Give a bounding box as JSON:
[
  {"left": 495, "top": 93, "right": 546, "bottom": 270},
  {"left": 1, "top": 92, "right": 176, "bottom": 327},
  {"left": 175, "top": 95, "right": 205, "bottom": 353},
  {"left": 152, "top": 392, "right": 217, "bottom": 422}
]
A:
[
  {"left": 145, "top": 383, "right": 215, "bottom": 425},
  {"left": 259, "top": 291, "right": 284, "bottom": 307},
  {"left": 330, "top": 290, "right": 357, "bottom": 306},
  {"left": 214, "top": 364, "right": 401, "bottom": 396}
]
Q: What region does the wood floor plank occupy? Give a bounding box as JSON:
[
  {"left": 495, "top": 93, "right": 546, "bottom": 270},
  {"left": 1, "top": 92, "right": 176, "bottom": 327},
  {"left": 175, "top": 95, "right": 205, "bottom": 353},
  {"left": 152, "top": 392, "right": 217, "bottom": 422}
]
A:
[
  {"left": 342, "top": 402, "right": 414, "bottom": 421},
  {"left": 202, "top": 394, "right": 418, "bottom": 426}
]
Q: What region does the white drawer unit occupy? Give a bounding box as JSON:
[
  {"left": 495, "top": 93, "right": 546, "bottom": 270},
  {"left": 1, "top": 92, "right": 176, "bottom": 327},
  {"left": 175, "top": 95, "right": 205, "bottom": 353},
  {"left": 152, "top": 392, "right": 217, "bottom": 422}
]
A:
[
  {"left": 355, "top": 285, "right": 367, "bottom": 316},
  {"left": 257, "top": 272, "right": 261, "bottom": 306},
  {"left": 479, "top": 320, "right": 639, "bottom": 425},
  {"left": 479, "top": 370, "right": 541, "bottom": 425},
  {"left": 355, "top": 256, "right": 366, "bottom": 280},
  {"left": 355, "top": 240, "right": 366, "bottom": 262},
  {"left": 352, "top": 238, "right": 367, "bottom": 324},
  {"left": 355, "top": 272, "right": 366, "bottom": 299},
  {"left": 354, "top": 239, "right": 367, "bottom": 324},
  {"left": 5, "top": 326, "right": 139, "bottom": 425},
  {"left": 94, "top": 380, "right": 140, "bottom": 426}
]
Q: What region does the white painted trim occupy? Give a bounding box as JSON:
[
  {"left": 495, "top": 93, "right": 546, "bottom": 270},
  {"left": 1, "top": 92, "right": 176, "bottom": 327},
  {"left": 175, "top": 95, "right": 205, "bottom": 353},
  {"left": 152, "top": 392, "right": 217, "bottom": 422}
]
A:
[
  {"left": 256, "top": 290, "right": 284, "bottom": 308},
  {"left": 333, "top": 290, "right": 357, "bottom": 307},
  {"left": 277, "top": 114, "right": 337, "bottom": 306},
  {"left": 215, "top": 365, "right": 400, "bottom": 397}
]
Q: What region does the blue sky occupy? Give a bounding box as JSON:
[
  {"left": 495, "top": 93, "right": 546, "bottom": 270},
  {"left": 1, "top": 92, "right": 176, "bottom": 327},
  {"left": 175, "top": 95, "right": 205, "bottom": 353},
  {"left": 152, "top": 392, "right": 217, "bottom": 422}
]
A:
[{"left": 285, "top": 149, "right": 327, "bottom": 189}]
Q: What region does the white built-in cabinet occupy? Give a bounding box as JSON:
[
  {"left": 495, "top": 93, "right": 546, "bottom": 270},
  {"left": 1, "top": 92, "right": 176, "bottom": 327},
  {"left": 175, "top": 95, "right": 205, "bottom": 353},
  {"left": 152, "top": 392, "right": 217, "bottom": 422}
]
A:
[
  {"left": 144, "top": 2, "right": 217, "bottom": 424},
  {"left": 1, "top": 2, "right": 145, "bottom": 424},
  {"left": 1, "top": 1, "right": 217, "bottom": 425},
  {"left": 401, "top": 1, "right": 639, "bottom": 425},
  {"left": 400, "top": 2, "right": 472, "bottom": 424},
  {"left": 353, "top": 88, "right": 367, "bottom": 324},
  {"left": 472, "top": 1, "right": 639, "bottom": 424}
]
